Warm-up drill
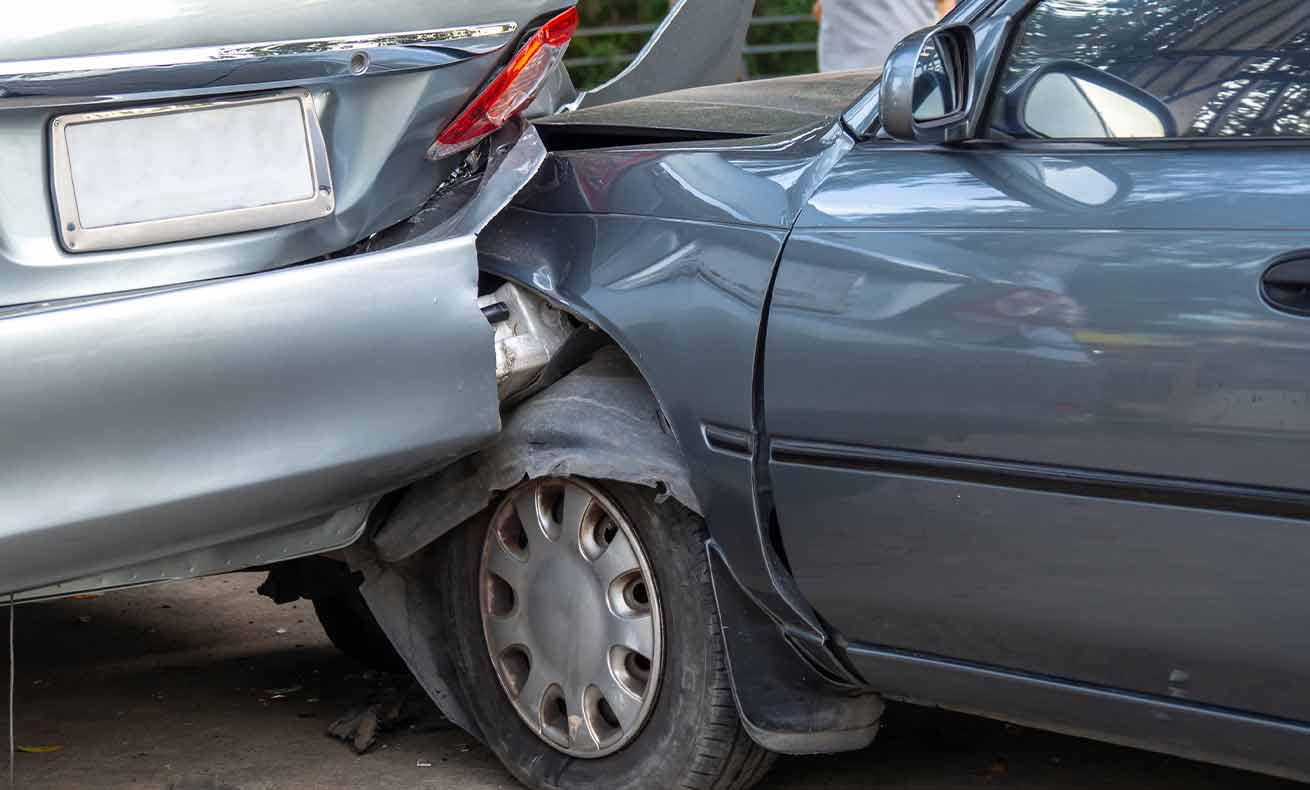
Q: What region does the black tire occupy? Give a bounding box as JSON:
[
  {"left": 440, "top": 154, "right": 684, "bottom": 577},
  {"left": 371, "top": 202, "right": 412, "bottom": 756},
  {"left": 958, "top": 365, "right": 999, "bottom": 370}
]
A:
[
  {"left": 312, "top": 587, "right": 407, "bottom": 673},
  {"left": 438, "top": 477, "right": 776, "bottom": 790}
]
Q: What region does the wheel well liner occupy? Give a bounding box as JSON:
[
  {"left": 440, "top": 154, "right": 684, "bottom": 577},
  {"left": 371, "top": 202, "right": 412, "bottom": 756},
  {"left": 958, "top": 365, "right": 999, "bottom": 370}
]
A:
[
  {"left": 346, "top": 345, "right": 701, "bottom": 740},
  {"left": 369, "top": 345, "right": 701, "bottom": 564}
]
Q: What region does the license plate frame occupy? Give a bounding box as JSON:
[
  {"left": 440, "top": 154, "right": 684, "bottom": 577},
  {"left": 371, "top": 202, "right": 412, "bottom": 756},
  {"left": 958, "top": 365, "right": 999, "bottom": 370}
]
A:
[{"left": 50, "top": 89, "right": 333, "bottom": 253}]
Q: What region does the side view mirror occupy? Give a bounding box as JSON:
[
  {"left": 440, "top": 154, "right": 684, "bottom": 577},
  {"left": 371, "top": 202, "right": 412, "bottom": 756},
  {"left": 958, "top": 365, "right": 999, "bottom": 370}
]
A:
[
  {"left": 1007, "top": 61, "right": 1177, "bottom": 139},
  {"left": 880, "top": 25, "right": 976, "bottom": 143}
]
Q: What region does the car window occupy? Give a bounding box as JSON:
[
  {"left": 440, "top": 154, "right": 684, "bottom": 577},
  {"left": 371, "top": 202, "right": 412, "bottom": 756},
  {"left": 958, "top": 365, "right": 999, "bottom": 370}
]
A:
[{"left": 990, "top": 0, "right": 1310, "bottom": 139}]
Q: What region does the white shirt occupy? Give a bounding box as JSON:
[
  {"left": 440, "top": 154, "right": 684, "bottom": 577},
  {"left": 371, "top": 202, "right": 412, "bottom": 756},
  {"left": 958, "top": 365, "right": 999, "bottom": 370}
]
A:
[{"left": 818, "top": 0, "right": 938, "bottom": 73}]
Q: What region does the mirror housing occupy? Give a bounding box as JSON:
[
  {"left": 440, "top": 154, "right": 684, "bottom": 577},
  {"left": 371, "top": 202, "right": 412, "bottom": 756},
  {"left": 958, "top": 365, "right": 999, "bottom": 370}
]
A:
[
  {"left": 880, "top": 24, "right": 976, "bottom": 144},
  {"left": 1005, "top": 61, "right": 1177, "bottom": 139}
]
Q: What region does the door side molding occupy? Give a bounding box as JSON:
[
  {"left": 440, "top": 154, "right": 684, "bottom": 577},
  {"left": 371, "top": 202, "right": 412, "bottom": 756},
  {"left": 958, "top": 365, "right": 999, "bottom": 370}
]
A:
[
  {"left": 847, "top": 642, "right": 1310, "bottom": 782},
  {"left": 772, "top": 439, "right": 1310, "bottom": 521}
]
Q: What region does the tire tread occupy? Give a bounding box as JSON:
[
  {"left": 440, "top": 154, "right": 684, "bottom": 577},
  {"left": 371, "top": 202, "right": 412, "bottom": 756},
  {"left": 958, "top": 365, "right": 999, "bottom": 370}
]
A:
[
  {"left": 670, "top": 503, "right": 776, "bottom": 790},
  {"left": 442, "top": 478, "right": 776, "bottom": 790}
]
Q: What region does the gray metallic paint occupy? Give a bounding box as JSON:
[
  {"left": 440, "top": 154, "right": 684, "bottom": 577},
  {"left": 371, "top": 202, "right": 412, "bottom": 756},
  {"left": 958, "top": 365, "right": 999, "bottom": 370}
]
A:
[
  {"left": 478, "top": 202, "right": 867, "bottom": 742},
  {"left": 747, "top": 0, "right": 1310, "bottom": 772},
  {"left": 2, "top": 1, "right": 552, "bottom": 62},
  {"left": 754, "top": 100, "right": 1310, "bottom": 790},
  {"left": 510, "top": 121, "right": 849, "bottom": 227},
  {"left": 0, "top": 118, "right": 546, "bottom": 597},
  {"left": 14, "top": 502, "right": 373, "bottom": 604},
  {"left": 0, "top": 233, "right": 497, "bottom": 595},
  {"left": 846, "top": 643, "right": 1310, "bottom": 782},
  {"left": 0, "top": 0, "right": 781, "bottom": 604},
  {"left": 0, "top": 0, "right": 573, "bottom": 307},
  {"left": 482, "top": 127, "right": 852, "bottom": 620},
  {"left": 0, "top": 70, "right": 465, "bottom": 305},
  {"left": 777, "top": 148, "right": 1310, "bottom": 488},
  {"left": 7, "top": 0, "right": 1301, "bottom": 776},
  {"left": 0, "top": 2, "right": 564, "bottom": 597},
  {"left": 766, "top": 144, "right": 1310, "bottom": 725},
  {"left": 478, "top": 122, "right": 872, "bottom": 746},
  {"left": 488, "top": 14, "right": 1310, "bottom": 769},
  {"left": 0, "top": 27, "right": 518, "bottom": 109}
]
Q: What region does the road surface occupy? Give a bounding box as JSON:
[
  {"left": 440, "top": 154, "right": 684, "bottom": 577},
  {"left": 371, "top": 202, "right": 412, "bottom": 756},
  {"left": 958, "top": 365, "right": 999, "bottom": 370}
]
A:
[{"left": 3, "top": 573, "right": 1298, "bottom": 790}]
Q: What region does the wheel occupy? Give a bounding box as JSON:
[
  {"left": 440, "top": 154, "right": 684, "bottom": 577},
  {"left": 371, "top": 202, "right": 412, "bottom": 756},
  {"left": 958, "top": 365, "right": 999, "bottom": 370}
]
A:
[
  {"left": 438, "top": 476, "right": 775, "bottom": 790},
  {"left": 312, "top": 584, "right": 407, "bottom": 673}
]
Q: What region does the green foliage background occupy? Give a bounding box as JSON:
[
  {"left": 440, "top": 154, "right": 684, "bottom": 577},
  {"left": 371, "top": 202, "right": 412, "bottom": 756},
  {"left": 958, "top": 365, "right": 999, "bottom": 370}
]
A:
[{"left": 569, "top": 0, "right": 818, "bottom": 89}]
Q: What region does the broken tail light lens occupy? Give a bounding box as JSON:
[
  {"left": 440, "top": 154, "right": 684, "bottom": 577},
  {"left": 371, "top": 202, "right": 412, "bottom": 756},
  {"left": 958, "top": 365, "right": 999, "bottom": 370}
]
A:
[{"left": 427, "top": 7, "right": 579, "bottom": 159}]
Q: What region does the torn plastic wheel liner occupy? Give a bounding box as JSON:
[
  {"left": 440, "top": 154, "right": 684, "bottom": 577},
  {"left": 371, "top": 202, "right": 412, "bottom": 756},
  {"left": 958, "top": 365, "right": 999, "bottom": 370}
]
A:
[
  {"left": 371, "top": 347, "right": 701, "bottom": 564},
  {"left": 343, "top": 347, "right": 700, "bottom": 739}
]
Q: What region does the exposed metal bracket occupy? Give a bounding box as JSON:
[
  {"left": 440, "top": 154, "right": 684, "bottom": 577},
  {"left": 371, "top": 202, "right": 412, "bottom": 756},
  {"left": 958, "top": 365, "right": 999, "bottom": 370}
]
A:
[{"left": 477, "top": 282, "right": 573, "bottom": 400}]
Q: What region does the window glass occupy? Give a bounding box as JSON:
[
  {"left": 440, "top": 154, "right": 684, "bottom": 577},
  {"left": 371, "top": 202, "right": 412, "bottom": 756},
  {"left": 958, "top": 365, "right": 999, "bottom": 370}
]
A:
[{"left": 991, "top": 0, "right": 1310, "bottom": 139}]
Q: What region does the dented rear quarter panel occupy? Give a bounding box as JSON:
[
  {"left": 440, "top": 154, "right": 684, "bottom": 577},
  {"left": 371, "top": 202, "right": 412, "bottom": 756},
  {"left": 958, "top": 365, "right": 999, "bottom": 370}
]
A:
[{"left": 479, "top": 122, "right": 854, "bottom": 631}]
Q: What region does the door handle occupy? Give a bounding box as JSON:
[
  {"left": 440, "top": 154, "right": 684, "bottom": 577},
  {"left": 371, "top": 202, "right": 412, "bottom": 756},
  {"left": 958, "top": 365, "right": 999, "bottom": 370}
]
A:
[{"left": 1262, "top": 258, "right": 1310, "bottom": 315}]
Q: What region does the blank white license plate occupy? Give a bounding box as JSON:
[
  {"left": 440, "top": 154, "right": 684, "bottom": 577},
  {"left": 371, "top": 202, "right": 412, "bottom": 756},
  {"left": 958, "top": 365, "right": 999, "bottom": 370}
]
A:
[{"left": 51, "top": 89, "right": 333, "bottom": 252}]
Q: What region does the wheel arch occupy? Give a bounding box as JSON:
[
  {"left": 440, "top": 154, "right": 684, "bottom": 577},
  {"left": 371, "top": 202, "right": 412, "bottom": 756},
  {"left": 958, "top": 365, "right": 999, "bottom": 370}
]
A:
[
  {"left": 367, "top": 342, "right": 700, "bottom": 565},
  {"left": 348, "top": 194, "right": 885, "bottom": 758},
  {"left": 341, "top": 342, "right": 701, "bottom": 743}
]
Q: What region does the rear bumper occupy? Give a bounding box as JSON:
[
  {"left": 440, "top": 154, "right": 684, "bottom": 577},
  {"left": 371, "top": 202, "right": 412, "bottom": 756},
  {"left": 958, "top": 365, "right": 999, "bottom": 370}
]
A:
[{"left": 0, "top": 234, "right": 499, "bottom": 594}]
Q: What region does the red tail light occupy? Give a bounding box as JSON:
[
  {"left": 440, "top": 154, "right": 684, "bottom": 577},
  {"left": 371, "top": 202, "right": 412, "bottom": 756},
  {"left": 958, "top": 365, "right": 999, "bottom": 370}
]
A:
[{"left": 427, "top": 7, "right": 579, "bottom": 159}]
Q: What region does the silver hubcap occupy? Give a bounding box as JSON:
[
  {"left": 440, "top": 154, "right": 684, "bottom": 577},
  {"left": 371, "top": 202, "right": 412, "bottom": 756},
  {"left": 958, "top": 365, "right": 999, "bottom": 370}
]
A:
[{"left": 479, "top": 478, "right": 663, "bottom": 757}]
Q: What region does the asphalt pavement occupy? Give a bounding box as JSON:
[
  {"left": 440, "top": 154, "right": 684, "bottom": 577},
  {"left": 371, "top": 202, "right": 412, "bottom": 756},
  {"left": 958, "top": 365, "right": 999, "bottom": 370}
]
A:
[{"left": 2, "top": 573, "right": 1298, "bottom": 790}]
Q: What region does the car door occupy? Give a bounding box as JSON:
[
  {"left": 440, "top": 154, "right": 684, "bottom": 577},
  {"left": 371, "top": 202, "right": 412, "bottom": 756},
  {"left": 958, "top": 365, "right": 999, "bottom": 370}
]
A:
[{"left": 764, "top": 0, "right": 1310, "bottom": 724}]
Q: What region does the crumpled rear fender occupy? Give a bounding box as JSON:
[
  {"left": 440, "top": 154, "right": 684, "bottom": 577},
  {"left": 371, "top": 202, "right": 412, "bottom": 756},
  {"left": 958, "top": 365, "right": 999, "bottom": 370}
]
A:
[
  {"left": 347, "top": 345, "right": 699, "bottom": 738},
  {"left": 369, "top": 346, "right": 700, "bottom": 564}
]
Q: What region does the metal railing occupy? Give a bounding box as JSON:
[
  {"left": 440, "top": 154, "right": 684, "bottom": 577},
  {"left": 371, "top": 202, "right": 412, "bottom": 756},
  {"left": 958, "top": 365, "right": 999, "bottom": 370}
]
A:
[{"left": 564, "top": 14, "right": 817, "bottom": 70}]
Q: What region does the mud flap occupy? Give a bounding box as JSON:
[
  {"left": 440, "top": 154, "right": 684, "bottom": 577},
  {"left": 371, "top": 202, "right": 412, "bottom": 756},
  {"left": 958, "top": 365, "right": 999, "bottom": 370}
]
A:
[{"left": 708, "top": 543, "right": 885, "bottom": 754}]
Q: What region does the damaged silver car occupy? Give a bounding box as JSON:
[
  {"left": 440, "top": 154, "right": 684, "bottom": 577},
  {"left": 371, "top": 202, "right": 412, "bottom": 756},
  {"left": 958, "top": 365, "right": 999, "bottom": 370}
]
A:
[
  {"left": 17, "top": 0, "right": 1310, "bottom": 789},
  {"left": 1, "top": 0, "right": 588, "bottom": 598},
  {"left": 289, "top": 1, "right": 1310, "bottom": 789},
  {"left": 1, "top": 1, "right": 765, "bottom": 789},
  {"left": 2, "top": 0, "right": 748, "bottom": 599}
]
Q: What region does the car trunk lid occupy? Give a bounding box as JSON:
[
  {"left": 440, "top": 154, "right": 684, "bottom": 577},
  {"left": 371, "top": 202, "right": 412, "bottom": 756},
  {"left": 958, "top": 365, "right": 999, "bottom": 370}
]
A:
[{"left": 0, "top": 0, "right": 572, "bottom": 308}]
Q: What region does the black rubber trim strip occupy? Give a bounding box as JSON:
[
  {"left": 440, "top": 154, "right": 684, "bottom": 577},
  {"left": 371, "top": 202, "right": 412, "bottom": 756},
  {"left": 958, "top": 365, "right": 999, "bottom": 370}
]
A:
[
  {"left": 701, "top": 423, "right": 753, "bottom": 458},
  {"left": 770, "top": 439, "right": 1310, "bottom": 521},
  {"left": 847, "top": 641, "right": 1310, "bottom": 732},
  {"left": 533, "top": 122, "right": 760, "bottom": 152}
]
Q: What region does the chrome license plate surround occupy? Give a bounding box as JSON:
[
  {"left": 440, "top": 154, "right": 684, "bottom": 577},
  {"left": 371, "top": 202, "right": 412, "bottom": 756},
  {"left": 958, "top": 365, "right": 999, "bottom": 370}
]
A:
[{"left": 50, "top": 89, "right": 333, "bottom": 253}]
